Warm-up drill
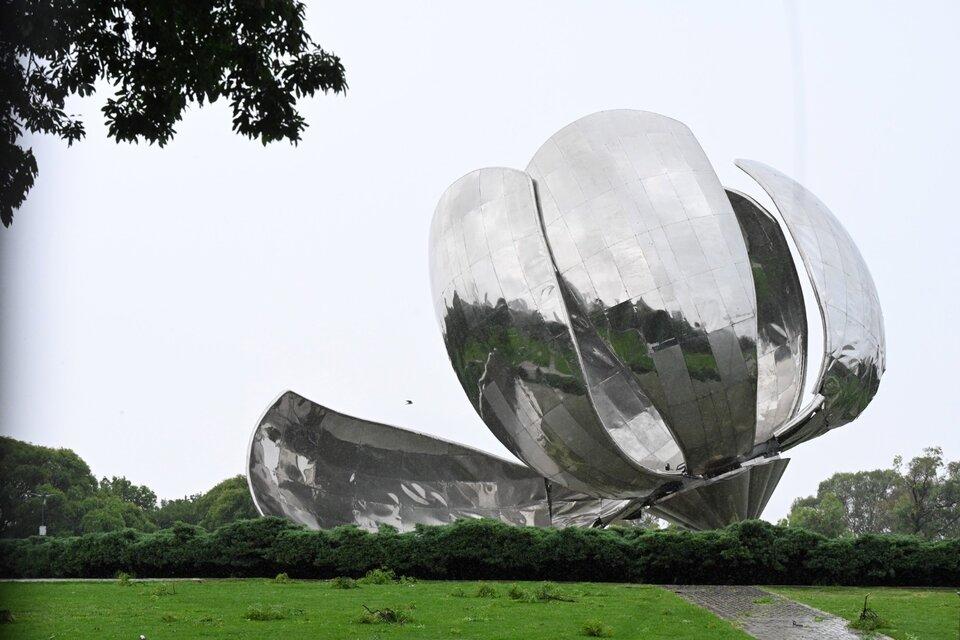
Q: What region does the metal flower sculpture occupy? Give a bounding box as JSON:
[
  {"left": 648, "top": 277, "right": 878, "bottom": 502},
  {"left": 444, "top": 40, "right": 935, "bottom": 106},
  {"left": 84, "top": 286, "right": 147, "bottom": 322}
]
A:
[{"left": 248, "top": 110, "right": 885, "bottom": 531}]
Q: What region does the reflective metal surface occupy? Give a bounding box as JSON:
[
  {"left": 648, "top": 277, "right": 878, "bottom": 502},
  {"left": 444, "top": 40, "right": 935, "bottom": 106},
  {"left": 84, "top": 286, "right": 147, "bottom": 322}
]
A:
[
  {"left": 736, "top": 161, "right": 885, "bottom": 449},
  {"left": 249, "top": 391, "right": 623, "bottom": 531},
  {"left": 727, "top": 190, "right": 807, "bottom": 445},
  {"left": 646, "top": 457, "right": 789, "bottom": 530},
  {"left": 430, "top": 167, "right": 675, "bottom": 499},
  {"left": 248, "top": 109, "right": 886, "bottom": 532},
  {"left": 527, "top": 111, "right": 759, "bottom": 475}
]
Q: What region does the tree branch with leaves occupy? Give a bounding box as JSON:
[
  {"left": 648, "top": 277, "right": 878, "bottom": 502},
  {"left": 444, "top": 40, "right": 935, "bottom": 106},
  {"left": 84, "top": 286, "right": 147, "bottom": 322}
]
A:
[{"left": 1, "top": 0, "right": 347, "bottom": 227}]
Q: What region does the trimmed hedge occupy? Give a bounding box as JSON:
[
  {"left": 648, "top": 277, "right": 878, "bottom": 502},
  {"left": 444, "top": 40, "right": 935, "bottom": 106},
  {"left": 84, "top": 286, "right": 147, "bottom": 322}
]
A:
[{"left": 1, "top": 518, "right": 957, "bottom": 585}]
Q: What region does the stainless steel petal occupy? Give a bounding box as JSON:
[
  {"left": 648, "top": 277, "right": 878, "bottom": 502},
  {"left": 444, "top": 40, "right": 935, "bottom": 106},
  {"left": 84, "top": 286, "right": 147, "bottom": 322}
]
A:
[
  {"left": 748, "top": 457, "right": 790, "bottom": 517},
  {"left": 248, "top": 390, "right": 645, "bottom": 531},
  {"left": 527, "top": 110, "right": 759, "bottom": 474},
  {"left": 646, "top": 457, "right": 789, "bottom": 529},
  {"left": 248, "top": 391, "right": 558, "bottom": 531},
  {"left": 727, "top": 189, "right": 807, "bottom": 444},
  {"left": 735, "top": 161, "right": 885, "bottom": 448},
  {"left": 547, "top": 484, "right": 635, "bottom": 528},
  {"left": 429, "top": 168, "right": 674, "bottom": 498}
]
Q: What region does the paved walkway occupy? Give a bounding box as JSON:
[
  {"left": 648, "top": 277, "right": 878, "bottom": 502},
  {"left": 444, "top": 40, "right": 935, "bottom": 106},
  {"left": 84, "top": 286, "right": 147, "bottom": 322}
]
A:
[{"left": 669, "top": 585, "right": 889, "bottom": 640}]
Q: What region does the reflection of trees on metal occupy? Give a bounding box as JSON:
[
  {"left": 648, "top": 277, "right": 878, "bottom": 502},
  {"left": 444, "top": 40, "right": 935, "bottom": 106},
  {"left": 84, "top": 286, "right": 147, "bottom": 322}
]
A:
[
  {"left": 248, "top": 110, "right": 885, "bottom": 531},
  {"left": 248, "top": 391, "right": 638, "bottom": 530}
]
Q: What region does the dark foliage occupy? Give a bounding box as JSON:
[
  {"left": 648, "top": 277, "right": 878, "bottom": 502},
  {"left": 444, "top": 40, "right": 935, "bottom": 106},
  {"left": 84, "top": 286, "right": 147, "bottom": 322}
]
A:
[
  {"left": 0, "top": 436, "right": 255, "bottom": 537},
  {"left": 0, "top": 517, "right": 957, "bottom": 586},
  {"left": 97, "top": 476, "right": 157, "bottom": 511},
  {"left": 0, "top": 435, "right": 97, "bottom": 537},
  {"left": 0, "top": 0, "right": 347, "bottom": 226},
  {"left": 154, "top": 476, "right": 259, "bottom": 531}
]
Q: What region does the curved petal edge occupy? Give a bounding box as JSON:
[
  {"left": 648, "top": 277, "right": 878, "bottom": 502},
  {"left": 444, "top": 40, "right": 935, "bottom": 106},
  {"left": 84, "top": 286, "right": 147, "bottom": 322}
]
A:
[{"left": 735, "top": 160, "right": 885, "bottom": 448}]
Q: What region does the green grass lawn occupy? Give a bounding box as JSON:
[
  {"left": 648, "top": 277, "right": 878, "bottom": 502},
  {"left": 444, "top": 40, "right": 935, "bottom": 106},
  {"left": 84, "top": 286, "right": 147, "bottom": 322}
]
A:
[
  {"left": 770, "top": 586, "right": 959, "bottom": 640},
  {"left": 0, "top": 578, "right": 751, "bottom": 640},
  {"left": 3, "top": 579, "right": 956, "bottom": 640}
]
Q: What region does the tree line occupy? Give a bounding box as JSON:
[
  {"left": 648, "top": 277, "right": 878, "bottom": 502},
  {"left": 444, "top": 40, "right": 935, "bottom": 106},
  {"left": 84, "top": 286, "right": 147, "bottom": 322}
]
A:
[
  {"left": 781, "top": 446, "right": 959, "bottom": 539},
  {"left": 0, "top": 436, "right": 256, "bottom": 538}
]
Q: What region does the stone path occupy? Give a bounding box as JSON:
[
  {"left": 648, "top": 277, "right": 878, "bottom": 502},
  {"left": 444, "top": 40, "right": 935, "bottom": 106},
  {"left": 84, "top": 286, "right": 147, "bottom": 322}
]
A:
[{"left": 669, "top": 585, "right": 890, "bottom": 640}]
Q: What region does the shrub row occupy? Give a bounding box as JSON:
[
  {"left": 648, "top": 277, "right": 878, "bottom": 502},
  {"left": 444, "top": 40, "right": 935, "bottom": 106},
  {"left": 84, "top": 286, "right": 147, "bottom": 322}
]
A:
[{"left": 1, "top": 518, "right": 957, "bottom": 586}]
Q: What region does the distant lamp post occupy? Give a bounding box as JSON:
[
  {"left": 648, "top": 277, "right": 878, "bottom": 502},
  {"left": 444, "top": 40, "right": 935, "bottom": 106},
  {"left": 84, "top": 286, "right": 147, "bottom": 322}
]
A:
[{"left": 26, "top": 492, "right": 48, "bottom": 536}]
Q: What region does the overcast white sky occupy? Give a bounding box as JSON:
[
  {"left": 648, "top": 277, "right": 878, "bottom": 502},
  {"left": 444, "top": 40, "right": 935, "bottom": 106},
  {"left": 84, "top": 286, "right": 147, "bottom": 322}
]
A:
[{"left": 2, "top": 1, "right": 958, "bottom": 522}]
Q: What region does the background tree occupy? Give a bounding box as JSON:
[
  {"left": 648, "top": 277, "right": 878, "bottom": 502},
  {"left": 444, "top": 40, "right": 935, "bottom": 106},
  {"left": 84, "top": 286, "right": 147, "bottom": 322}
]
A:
[
  {"left": 817, "top": 469, "right": 900, "bottom": 535},
  {"left": 78, "top": 493, "right": 156, "bottom": 533},
  {"left": 97, "top": 476, "right": 157, "bottom": 511},
  {"left": 1, "top": 0, "right": 347, "bottom": 227},
  {"left": 0, "top": 436, "right": 97, "bottom": 536},
  {"left": 154, "top": 494, "right": 203, "bottom": 529},
  {"left": 893, "top": 447, "right": 960, "bottom": 538},
  {"left": 195, "top": 476, "right": 259, "bottom": 530},
  {"left": 941, "top": 459, "right": 960, "bottom": 538},
  {"left": 785, "top": 492, "right": 848, "bottom": 537},
  {"left": 0, "top": 436, "right": 257, "bottom": 536},
  {"left": 785, "top": 446, "right": 959, "bottom": 539},
  {"left": 153, "top": 476, "right": 258, "bottom": 530}
]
